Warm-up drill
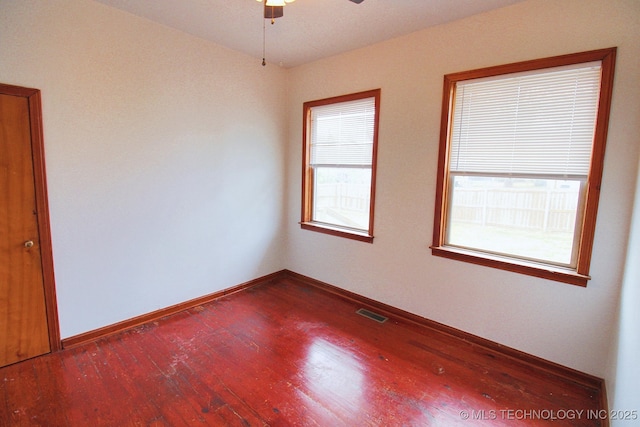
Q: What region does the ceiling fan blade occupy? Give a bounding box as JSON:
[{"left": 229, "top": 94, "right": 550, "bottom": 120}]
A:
[{"left": 348, "top": 0, "right": 365, "bottom": 3}]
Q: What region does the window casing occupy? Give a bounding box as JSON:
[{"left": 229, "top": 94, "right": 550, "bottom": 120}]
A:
[
  {"left": 301, "top": 90, "right": 381, "bottom": 242},
  {"left": 431, "top": 48, "right": 616, "bottom": 286}
]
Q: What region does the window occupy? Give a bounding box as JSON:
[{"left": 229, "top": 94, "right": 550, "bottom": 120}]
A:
[
  {"left": 301, "top": 89, "right": 381, "bottom": 242},
  {"left": 431, "top": 48, "right": 616, "bottom": 286}
]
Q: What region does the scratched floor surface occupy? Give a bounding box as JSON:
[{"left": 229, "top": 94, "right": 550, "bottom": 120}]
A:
[{"left": 1, "top": 276, "right": 604, "bottom": 426}]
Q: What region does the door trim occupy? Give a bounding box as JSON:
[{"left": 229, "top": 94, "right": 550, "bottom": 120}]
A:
[{"left": 1, "top": 83, "right": 61, "bottom": 352}]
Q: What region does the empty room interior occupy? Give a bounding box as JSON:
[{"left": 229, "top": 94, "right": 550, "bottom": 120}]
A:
[{"left": 1, "top": 0, "right": 639, "bottom": 425}]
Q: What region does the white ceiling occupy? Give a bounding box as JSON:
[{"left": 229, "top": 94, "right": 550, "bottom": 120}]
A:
[{"left": 94, "top": 0, "right": 526, "bottom": 68}]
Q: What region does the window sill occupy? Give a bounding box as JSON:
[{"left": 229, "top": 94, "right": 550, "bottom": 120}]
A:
[
  {"left": 430, "top": 245, "right": 590, "bottom": 287},
  {"left": 300, "top": 222, "right": 374, "bottom": 243}
]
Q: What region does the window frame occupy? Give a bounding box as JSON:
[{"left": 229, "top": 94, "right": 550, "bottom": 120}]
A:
[
  {"left": 431, "top": 48, "right": 617, "bottom": 286},
  {"left": 301, "top": 89, "right": 381, "bottom": 243}
]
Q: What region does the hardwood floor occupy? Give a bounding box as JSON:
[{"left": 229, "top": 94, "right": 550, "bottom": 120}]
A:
[{"left": 1, "top": 274, "right": 606, "bottom": 426}]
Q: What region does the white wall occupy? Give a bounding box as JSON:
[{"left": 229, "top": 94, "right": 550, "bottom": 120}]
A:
[
  {"left": 285, "top": 0, "right": 640, "bottom": 377},
  {"left": 0, "top": 0, "right": 288, "bottom": 338},
  {"left": 609, "top": 152, "right": 640, "bottom": 423}
]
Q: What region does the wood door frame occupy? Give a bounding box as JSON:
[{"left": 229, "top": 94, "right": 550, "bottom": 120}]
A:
[{"left": 1, "top": 83, "right": 61, "bottom": 352}]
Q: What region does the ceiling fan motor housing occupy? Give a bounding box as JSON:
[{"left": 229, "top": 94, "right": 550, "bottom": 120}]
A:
[{"left": 264, "top": 0, "right": 363, "bottom": 19}]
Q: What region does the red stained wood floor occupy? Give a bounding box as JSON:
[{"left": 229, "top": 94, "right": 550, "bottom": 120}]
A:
[{"left": 1, "top": 276, "right": 605, "bottom": 426}]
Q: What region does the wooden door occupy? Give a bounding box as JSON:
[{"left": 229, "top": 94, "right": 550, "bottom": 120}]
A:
[{"left": 0, "top": 84, "right": 59, "bottom": 366}]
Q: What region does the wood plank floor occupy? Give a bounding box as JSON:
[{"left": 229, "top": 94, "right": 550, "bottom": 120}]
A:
[{"left": 1, "top": 275, "right": 605, "bottom": 426}]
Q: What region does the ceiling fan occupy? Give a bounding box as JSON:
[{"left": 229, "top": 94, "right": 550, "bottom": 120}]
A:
[{"left": 259, "top": 0, "right": 365, "bottom": 21}]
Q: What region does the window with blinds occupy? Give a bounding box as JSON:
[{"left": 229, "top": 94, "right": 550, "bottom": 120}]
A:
[
  {"left": 310, "top": 98, "right": 375, "bottom": 168},
  {"left": 432, "top": 48, "right": 616, "bottom": 286},
  {"left": 301, "top": 90, "right": 381, "bottom": 242},
  {"left": 449, "top": 63, "right": 601, "bottom": 178}
]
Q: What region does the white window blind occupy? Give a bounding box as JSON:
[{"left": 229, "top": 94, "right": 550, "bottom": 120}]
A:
[
  {"left": 449, "top": 62, "right": 602, "bottom": 177},
  {"left": 310, "top": 97, "right": 375, "bottom": 166}
]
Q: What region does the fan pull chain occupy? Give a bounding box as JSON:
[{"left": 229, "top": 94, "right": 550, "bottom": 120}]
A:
[{"left": 262, "top": 14, "right": 266, "bottom": 66}]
